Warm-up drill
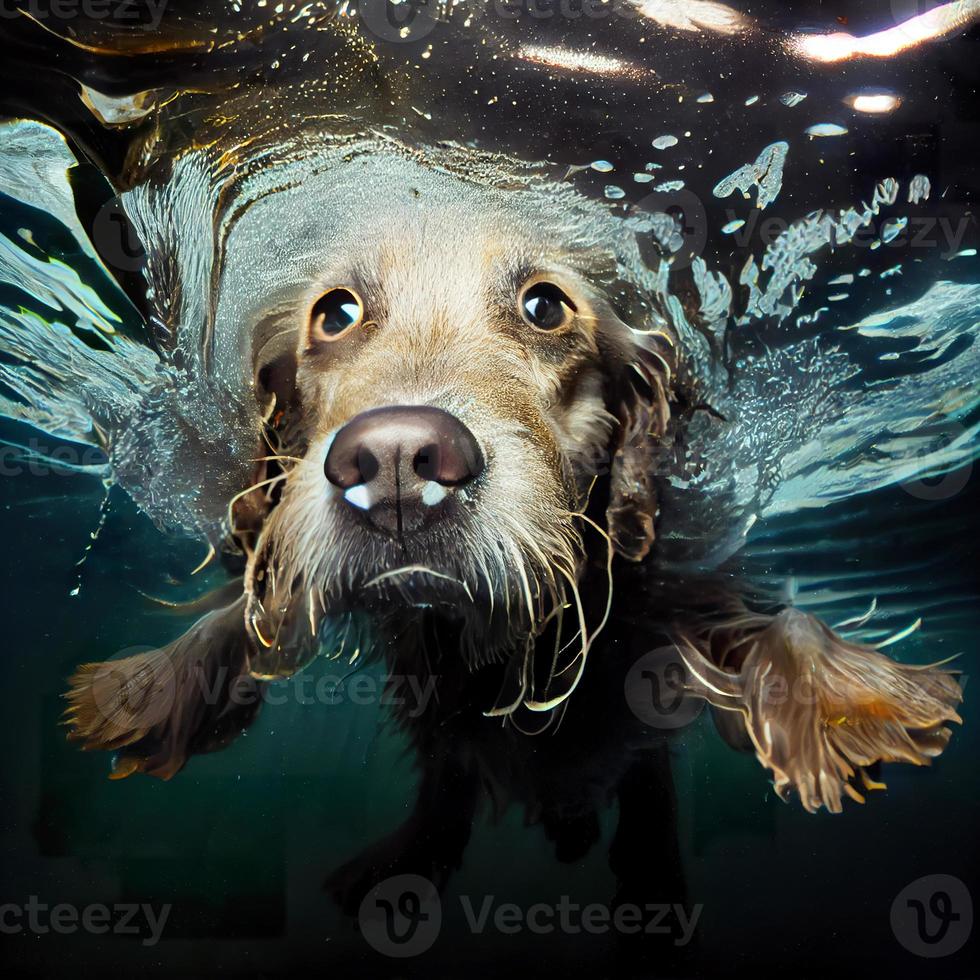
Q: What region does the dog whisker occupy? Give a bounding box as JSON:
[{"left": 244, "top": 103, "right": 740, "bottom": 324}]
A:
[
  {"left": 251, "top": 454, "right": 303, "bottom": 466},
  {"left": 190, "top": 542, "right": 216, "bottom": 576},
  {"left": 364, "top": 564, "right": 475, "bottom": 602},
  {"left": 226, "top": 472, "right": 287, "bottom": 530}
]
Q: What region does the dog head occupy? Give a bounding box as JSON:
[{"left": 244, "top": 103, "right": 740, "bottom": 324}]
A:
[{"left": 241, "top": 141, "right": 673, "bottom": 689}]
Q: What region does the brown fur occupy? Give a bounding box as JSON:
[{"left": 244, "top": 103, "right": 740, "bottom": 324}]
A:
[
  {"left": 242, "top": 189, "right": 674, "bottom": 675},
  {"left": 61, "top": 146, "right": 961, "bottom": 815}
]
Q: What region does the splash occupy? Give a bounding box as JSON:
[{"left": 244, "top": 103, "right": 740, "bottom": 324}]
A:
[
  {"left": 712, "top": 141, "right": 789, "bottom": 210},
  {"left": 738, "top": 177, "right": 900, "bottom": 322},
  {"left": 908, "top": 174, "right": 932, "bottom": 204}
]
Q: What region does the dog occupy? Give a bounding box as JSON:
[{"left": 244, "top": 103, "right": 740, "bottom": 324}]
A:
[{"left": 0, "top": 5, "right": 970, "bottom": 826}]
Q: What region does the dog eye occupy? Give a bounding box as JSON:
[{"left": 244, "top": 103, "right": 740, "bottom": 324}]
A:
[
  {"left": 309, "top": 288, "right": 363, "bottom": 341},
  {"left": 520, "top": 281, "right": 575, "bottom": 331}
]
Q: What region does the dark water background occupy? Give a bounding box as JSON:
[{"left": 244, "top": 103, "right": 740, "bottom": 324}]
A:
[
  {"left": 0, "top": 448, "right": 976, "bottom": 978},
  {"left": 1, "top": 1, "right": 979, "bottom": 977}
]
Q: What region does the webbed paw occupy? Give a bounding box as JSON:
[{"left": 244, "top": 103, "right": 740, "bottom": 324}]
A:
[{"left": 680, "top": 608, "right": 962, "bottom": 813}]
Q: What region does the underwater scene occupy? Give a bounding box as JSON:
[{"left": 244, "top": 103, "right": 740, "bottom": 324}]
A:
[{"left": 0, "top": 1, "right": 978, "bottom": 976}]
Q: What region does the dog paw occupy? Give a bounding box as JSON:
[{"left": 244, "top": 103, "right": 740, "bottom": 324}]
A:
[
  {"left": 63, "top": 598, "right": 255, "bottom": 780},
  {"left": 325, "top": 846, "right": 436, "bottom": 917},
  {"left": 679, "top": 608, "right": 963, "bottom": 813},
  {"left": 325, "top": 820, "right": 464, "bottom": 916}
]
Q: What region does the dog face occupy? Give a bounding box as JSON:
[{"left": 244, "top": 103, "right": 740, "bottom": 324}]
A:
[{"left": 241, "top": 146, "right": 672, "bottom": 678}]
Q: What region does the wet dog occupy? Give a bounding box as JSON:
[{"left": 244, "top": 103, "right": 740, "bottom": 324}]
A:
[
  {"left": 37, "top": 130, "right": 960, "bottom": 816},
  {"left": 0, "top": 0, "right": 967, "bottom": 820}
]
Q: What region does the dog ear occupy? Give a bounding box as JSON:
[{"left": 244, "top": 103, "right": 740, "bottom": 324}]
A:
[{"left": 606, "top": 350, "right": 671, "bottom": 562}]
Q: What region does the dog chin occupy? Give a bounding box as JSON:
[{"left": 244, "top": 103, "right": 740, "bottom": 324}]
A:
[{"left": 332, "top": 560, "right": 536, "bottom": 661}]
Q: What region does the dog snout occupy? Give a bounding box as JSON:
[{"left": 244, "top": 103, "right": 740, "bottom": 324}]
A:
[{"left": 323, "top": 405, "right": 484, "bottom": 535}]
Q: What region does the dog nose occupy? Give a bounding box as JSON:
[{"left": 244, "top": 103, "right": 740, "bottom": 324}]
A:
[{"left": 324, "top": 405, "right": 484, "bottom": 534}]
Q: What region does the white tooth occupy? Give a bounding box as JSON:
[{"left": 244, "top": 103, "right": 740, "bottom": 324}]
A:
[
  {"left": 421, "top": 481, "right": 448, "bottom": 507},
  {"left": 344, "top": 484, "right": 372, "bottom": 510}
]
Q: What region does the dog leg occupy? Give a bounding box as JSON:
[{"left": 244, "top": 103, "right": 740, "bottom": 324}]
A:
[
  {"left": 325, "top": 752, "right": 480, "bottom": 916},
  {"left": 63, "top": 596, "right": 261, "bottom": 780},
  {"left": 609, "top": 742, "right": 687, "bottom": 909},
  {"left": 678, "top": 607, "right": 963, "bottom": 813}
]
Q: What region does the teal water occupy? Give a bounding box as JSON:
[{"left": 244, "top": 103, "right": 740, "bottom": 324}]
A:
[{"left": 1, "top": 457, "right": 976, "bottom": 976}]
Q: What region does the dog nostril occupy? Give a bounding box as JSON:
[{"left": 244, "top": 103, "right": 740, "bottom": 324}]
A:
[
  {"left": 356, "top": 446, "right": 379, "bottom": 484},
  {"left": 324, "top": 440, "right": 377, "bottom": 490},
  {"left": 414, "top": 444, "right": 441, "bottom": 482},
  {"left": 414, "top": 441, "right": 480, "bottom": 486}
]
